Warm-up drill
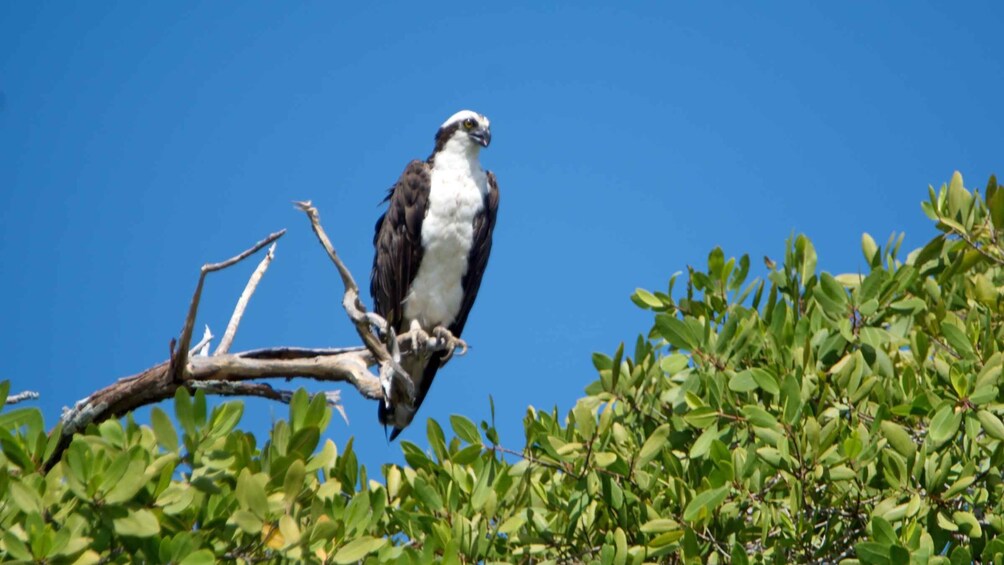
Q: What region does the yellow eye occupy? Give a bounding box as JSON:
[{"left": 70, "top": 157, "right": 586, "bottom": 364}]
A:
[{"left": 463, "top": 119, "right": 476, "bottom": 129}]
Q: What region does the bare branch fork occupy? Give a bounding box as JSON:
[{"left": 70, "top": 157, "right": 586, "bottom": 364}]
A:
[{"left": 39, "top": 202, "right": 464, "bottom": 471}]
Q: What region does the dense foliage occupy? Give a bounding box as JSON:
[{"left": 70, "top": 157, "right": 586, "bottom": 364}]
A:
[{"left": 2, "top": 172, "right": 1004, "bottom": 564}]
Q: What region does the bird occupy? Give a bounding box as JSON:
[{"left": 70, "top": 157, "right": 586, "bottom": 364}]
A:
[{"left": 370, "top": 110, "right": 499, "bottom": 440}]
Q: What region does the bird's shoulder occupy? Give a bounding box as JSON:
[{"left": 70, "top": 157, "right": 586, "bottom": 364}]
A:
[{"left": 381, "top": 160, "right": 431, "bottom": 205}]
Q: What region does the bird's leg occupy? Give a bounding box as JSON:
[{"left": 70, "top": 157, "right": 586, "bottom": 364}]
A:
[
  {"left": 409, "top": 319, "right": 431, "bottom": 355},
  {"left": 432, "top": 326, "right": 468, "bottom": 364}
]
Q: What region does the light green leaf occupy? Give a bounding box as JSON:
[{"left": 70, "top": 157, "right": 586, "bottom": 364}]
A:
[
  {"left": 450, "top": 414, "right": 481, "bottom": 445},
  {"left": 655, "top": 315, "right": 697, "bottom": 350},
  {"left": 151, "top": 407, "right": 178, "bottom": 452},
  {"left": 113, "top": 509, "right": 160, "bottom": 538},
  {"left": 283, "top": 459, "right": 305, "bottom": 503},
  {"left": 940, "top": 321, "right": 974, "bottom": 358},
  {"left": 976, "top": 410, "right": 1004, "bottom": 440},
  {"left": 683, "top": 486, "right": 729, "bottom": 522},
  {"left": 179, "top": 550, "right": 216, "bottom": 565},
  {"left": 953, "top": 511, "right": 982, "bottom": 538},
  {"left": 498, "top": 515, "right": 526, "bottom": 535},
  {"left": 862, "top": 232, "right": 879, "bottom": 265},
  {"left": 728, "top": 371, "right": 758, "bottom": 392},
  {"left": 637, "top": 423, "right": 669, "bottom": 467},
  {"left": 333, "top": 536, "right": 387, "bottom": 564},
  {"left": 9, "top": 481, "right": 42, "bottom": 515},
  {"left": 880, "top": 421, "right": 916, "bottom": 460},
  {"left": 928, "top": 404, "right": 962, "bottom": 449},
  {"left": 741, "top": 405, "right": 779, "bottom": 430},
  {"left": 640, "top": 519, "right": 681, "bottom": 533}
]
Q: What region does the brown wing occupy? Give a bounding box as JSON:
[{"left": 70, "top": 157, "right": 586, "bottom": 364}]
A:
[{"left": 370, "top": 160, "right": 431, "bottom": 333}]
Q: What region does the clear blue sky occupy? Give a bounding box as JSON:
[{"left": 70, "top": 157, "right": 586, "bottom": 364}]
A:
[{"left": 2, "top": 2, "right": 1001, "bottom": 473}]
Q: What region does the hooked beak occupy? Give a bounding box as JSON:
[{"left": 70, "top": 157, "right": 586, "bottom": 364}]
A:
[{"left": 469, "top": 127, "right": 491, "bottom": 147}]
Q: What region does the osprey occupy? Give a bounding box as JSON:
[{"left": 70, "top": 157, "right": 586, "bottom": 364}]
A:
[{"left": 371, "top": 110, "right": 499, "bottom": 440}]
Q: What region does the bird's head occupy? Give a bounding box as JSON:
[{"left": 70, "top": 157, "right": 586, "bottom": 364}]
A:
[{"left": 434, "top": 110, "right": 491, "bottom": 153}]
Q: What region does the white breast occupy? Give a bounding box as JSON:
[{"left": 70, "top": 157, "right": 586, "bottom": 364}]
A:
[{"left": 404, "top": 137, "right": 489, "bottom": 328}]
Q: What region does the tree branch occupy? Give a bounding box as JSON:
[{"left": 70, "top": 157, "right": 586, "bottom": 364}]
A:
[
  {"left": 5, "top": 390, "right": 40, "bottom": 405},
  {"left": 41, "top": 203, "right": 466, "bottom": 472},
  {"left": 216, "top": 242, "right": 277, "bottom": 355}
]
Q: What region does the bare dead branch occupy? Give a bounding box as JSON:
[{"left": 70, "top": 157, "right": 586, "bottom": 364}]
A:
[
  {"left": 169, "top": 229, "right": 286, "bottom": 383},
  {"left": 216, "top": 242, "right": 277, "bottom": 355},
  {"left": 189, "top": 381, "right": 350, "bottom": 425},
  {"left": 43, "top": 330, "right": 444, "bottom": 471},
  {"left": 294, "top": 201, "right": 389, "bottom": 363},
  {"left": 5, "top": 390, "right": 39, "bottom": 405}
]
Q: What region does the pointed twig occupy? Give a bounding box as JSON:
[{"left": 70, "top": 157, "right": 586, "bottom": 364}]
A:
[
  {"left": 5, "top": 390, "right": 40, "bottom": 405},
  {"left": 189, "top": 325, "right": 214, "bottom": 357},
  {"left": 216, "top": 241, "right": 278, "bottom": 355}
]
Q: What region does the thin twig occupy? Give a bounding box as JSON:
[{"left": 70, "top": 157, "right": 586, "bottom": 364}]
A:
[
  {"left": 5, "top": 390, "right": 40, "bottom": 405},
  {"left": 216, "top": 241, "right": 278, "bottom": 355},
  {"left": 189, "top": 325, "right": 213, "bottom": 356},
  {"left": 188, "top": 380, "right": 347, "bottom": 423},
  {"left": 170, "top": 230, "right": 286, "bottom": 383}
]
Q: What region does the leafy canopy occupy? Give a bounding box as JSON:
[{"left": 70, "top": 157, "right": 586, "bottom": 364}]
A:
[{"left": 2, "top": 172, "right": 1004, "bottom": 564}]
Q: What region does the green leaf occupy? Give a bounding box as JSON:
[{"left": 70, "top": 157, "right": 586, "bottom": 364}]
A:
[
  {"left": 150, "top": 407, "right": 178, "bottom": 452},
  {"left": 953, "top": 511, "right": 982, "bottom": 538},
  {"left": 862, "top": 232, "right": 880, "bottom": 266},
  {"left": 236, "top": 469, "right": 268, "bottom": 519},
  {"left": 287, "top": 427, "right": 320, "bottom": 459},
  {"left": 0, "top": 407, "right": 44, "bottom": 436},
  {"left": 683, "top": 407, "right": 718, "bottom": 429},
  {"left": 640, "top": 519, "right": 680, "bottom": 533},
  {"left": 104, "top": 459, "right": 149, "bottom": 504},
  {"left": 113, "top": 509, "right": 160, "bottom": 538},
  {"left": 889, "top": 297, "right": 926, "bottom": 314},
  {"left": 750, "top": 368, "right": 779, "bottom": 395},
  {"left": 283, "top": 459, "right": 305, "bottom": 503},
  {"left": 880, "top": 420, "right": 916, "bottom": 460},
  {"left": 977, "top": 410, "right": 1004, "bottom": 440},
  {"left": 633, "top": 288, "right": 663, "bottom": 309},
  {"left": 969, "top": 386, "right": 997, "bottom": 406},
  {"left": 9, "top": 481, "right": 43, "bottom": 515},
  {"left": 208, "top": 401, "right": 244, "bottom": 439},
  {"left": 741, "top": 405, "right": 779, "bottom": 430},
  {"left": 231, "top": 510, "right": 263, "bottom": 534},
  {"left": 450, "top": 414, "right": 481, "bottom": 445},
  {"left": 2, "top": 531, "right": 33, "bottom": 560},
  {"left": 498, "top": 515, "right": 526, "bottom": 535},
  {"left": 655, "top": 315, "right": 697, "bottom": 350},
  {"left": 871, "top": 516, "right": 897, "bottom": 546},
  {"left": 855, "top": 541, "right": 891, "bottom": 565},
  {"left": 988, "top": 174, "right": 1004, "bottom": 230},
  {"left": 683, "top": 486, "right": 729, "bottom": 521},
  {"left": 174, "top": 387, "right": 195, "bottom": 436},
  {"left": 728, "top": 371, "right": 758, "bottom": 392},
  {"left": 333, "top": 536, "right": 387, "bottom": 564},
  {"left": 178, "top": 550, "right": 216, "bottom": 565},
  {"left": 928, "top": 404, "right": 962, "bottom": 449},
  {"left": 940, "top": 321, "right": 974, "bottom": 358},
  {"left": 796, "top": 234, "right": 817, "bottom": 281},
  {"left": 636, "top": 423, "right": 669, "bottom": 467},
  {"left": 660, "top": 353, "right": 690, "bottom": 375}
]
